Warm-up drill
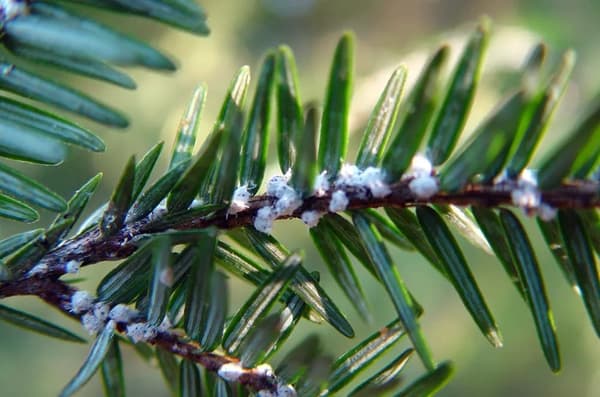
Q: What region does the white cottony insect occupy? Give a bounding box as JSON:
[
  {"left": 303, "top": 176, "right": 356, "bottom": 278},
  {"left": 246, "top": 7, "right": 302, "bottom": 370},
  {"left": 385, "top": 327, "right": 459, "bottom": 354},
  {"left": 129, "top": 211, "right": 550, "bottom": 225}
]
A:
[
  {"left": 254, "top": 206, "right": 277, "bottom": 234},
  {"left": 336, "top": 164, "right": 361, "bottom": 186},
  {"left": 274, "top": 189, "right": 302, "bottom": 216},
  {"left": 519, "top": 168, "right": 538, "bottom": 187},
  {"left": 71, "top": 290, "right": 94, "bottom": 314},
  {"left": 267, "top": 173, "right": 292, "bottom": 197},
  {"left": 218, "top": 362, "right": 244, "bottom": 382},
  {"left": 512, "top": 170, "right": 540, "bottom": 211},
  {"left": 229, "top": 185, "right": 252, "bottom": 214},
  {"left": 109, "top": 304, "right": 136, "bottom": 323},
  {"left": 511, "top": 185, "right": 540, "bottom": 210},
  {"left": 335, "top": 164, "right": 391, "bottom": 198},
  {"left": 409, "top": 175, "right": 439, "bottom": 199},
  {"left": 510, "top": 168, "right": 554, "bottom": 218},
  {"left": 256, "top": 172, "right": 305, "bottom": 233},
  {"left": 361, "top": 167, "right": 391, "bottom": 198},
  {"left": 145, "top": 200, "right": 168, "bottom": 222},
  {"left": 93, "top": 302, "right": 110, "bottom": 322},
  {"left": 255, "top": 363, "right": 275, "bottom": 379},
  {"left": 408, "top": 153, "right": 433, "bottom": 178},
  {"left": 405, "top": 154, "right": 439, "bottom": 199},
  {"left": 329, "top": 190, "right": 349, "bottom": 212},
  {"left": 81, "top": 312, "right": 103, "bottom": 335},
  {"left": 301, "top": 210, "right": 323, "bottom": 228},
  {"left": 126, "top": 322, "right": 157, "bottom": 343}
]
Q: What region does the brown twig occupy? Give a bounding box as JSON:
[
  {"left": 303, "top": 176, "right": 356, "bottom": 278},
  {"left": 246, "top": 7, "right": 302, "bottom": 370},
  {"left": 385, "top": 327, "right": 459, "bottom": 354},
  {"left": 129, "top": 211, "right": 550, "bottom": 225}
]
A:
[
  {"left": 0, "top": 276, "right": 282, "bottom": 393},
  {"left": 15, "top": 178, "right": 596, "bottom": 278}
]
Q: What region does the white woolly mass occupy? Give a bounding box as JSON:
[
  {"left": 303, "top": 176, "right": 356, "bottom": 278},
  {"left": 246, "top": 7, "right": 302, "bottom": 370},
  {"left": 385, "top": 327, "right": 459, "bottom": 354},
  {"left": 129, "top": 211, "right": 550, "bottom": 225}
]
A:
[
  {"left": 274, "top": 184, "right": 296, "bottom": 200},
  {"left": 217, "top": 362, "right": 244, "bottom": 382},
  {"left": 255, "top": 174, "right": 305, "bottom": 233},
  {"left": 256, "top": 363, "right": 275, "bottom": 378},
  {"left": 313, "top": 171, "right": 330, "bottom": 196},
  {"left": 336, "top": 164, "right": 361, "bottom": 185},
  {"left": 254, "top": 206, "right": 276, "bottom": 234},
  {"left": 404, "top": 154, "right": 439, "bottom": 199},
  {"left": 65, "top": 260, "right": 81, "bottom": 274},
  {"left": 520, "top": 168, "right": 538, "bottom": 187},
  {"left": 329, "top": 190, "right": 349, "bottom": 212},
  {"left": 27, "top": 263, "right": 48, "bottom": 277},
  {"left": 274, "top": 190, "right": 302, "bottom": 217},
  {"left": 407, "top": 153, "right": 433, "bottom": 178},
  {"left": 142, "top": 324, "right": 157, "bottom": 340},
  {"left": 301, "top": 210, "right": 323, "bottom": 228},
  {"left": 511, "top": 185, "right": 540, "bottom": 209},
  {"left": 510, "top": 169, "right": 557, "bottom": 219},
  {"left": 257, "top": 173, "right": 304, "bottom": 233},
  {"left": 229, "top": 185, "right": 251, "bottom": 214},
  {"left": 79, "top": 301, "right": 116, "bottom": 335},
  {"left": 126, "top": 322, "right": 157, "bottom": 343},
  {"left": 145, "top": 200, "right": 168, "bottom": 222},
  {"left": 361, "top": 167, "right": 391, "bottom": 198},
  {"left": 256, "top": 390, "right": 276, "bottom": 397},
  {"left": 81, "top": 312, "right": 103, "bottom": 335},
  {"left": 109, "top": 304, "right": 136, "bottom": 323},
  {"left": 267, "top": 174, "right": 291, "bottom": 197},
  {"left": 71, "top": 291, "right": 94, "bottom": 314},
  {"left": 334, "top": 165, "right": 391, "bottom": 198},
  {"left": 409, "top": 175, "right": 439, "bottom": 199},
  {"left": 93, "top": 302, "right": 110, "bottom": 322}
]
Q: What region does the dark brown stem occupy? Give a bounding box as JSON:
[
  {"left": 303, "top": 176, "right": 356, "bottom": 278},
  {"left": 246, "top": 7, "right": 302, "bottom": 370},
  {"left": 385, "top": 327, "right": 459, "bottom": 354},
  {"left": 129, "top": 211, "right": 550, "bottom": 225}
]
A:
[
  {"left": 0, "top": 276, "right": 280, "bottom": 393},
  {"left": 4, "top": 179, "right": 596, "bottom": 279}
]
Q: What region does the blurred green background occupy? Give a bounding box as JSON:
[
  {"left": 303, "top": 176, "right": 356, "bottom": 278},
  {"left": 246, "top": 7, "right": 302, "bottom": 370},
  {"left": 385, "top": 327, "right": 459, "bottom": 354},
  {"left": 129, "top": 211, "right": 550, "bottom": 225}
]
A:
[{"left": 1, "top": 0, "right": 599, "bottom": 396}]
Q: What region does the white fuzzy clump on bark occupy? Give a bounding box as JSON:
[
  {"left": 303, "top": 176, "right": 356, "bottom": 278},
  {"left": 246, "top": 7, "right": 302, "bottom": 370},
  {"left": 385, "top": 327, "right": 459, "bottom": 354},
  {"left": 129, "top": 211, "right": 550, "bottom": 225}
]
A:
[
  {"left": 109, "top": 304, "right": 136, "bottom": 323},
  {"left": 126, "top": 322, "right": 157, "bottom": 343},
  {"left": 254, "top": 206, "right": 277, "bottom": 234},
  {"left": 301, "top": 210, "right": 323, "bottom": 228},
  {"left": 405, "top": 154, "right": 439, "bottom": 199},
  {"left": 71, "top": 291, "right": 94, "bottom": 314},
  {"left": 81, "top": 312, "right": 103, "bottom": 335},
  {"left": 229, "top": 185, "right": 252, "bottom": 214},
  {"left": 218, "top": 362, "right": 244, "bottom": 382},
  {"left": 329, "top": 190, "right": 349, "bottom": 212}
]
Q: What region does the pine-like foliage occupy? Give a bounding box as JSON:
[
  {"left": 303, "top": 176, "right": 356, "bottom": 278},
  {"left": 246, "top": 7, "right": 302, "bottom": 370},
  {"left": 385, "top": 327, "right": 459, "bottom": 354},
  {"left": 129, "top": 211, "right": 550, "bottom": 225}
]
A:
[
  {"left": 0, "top": 4, "right": 598, "bottom": 396},
  {"left": 0, "top": 0, "right": 207, "bottom": 222}
]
